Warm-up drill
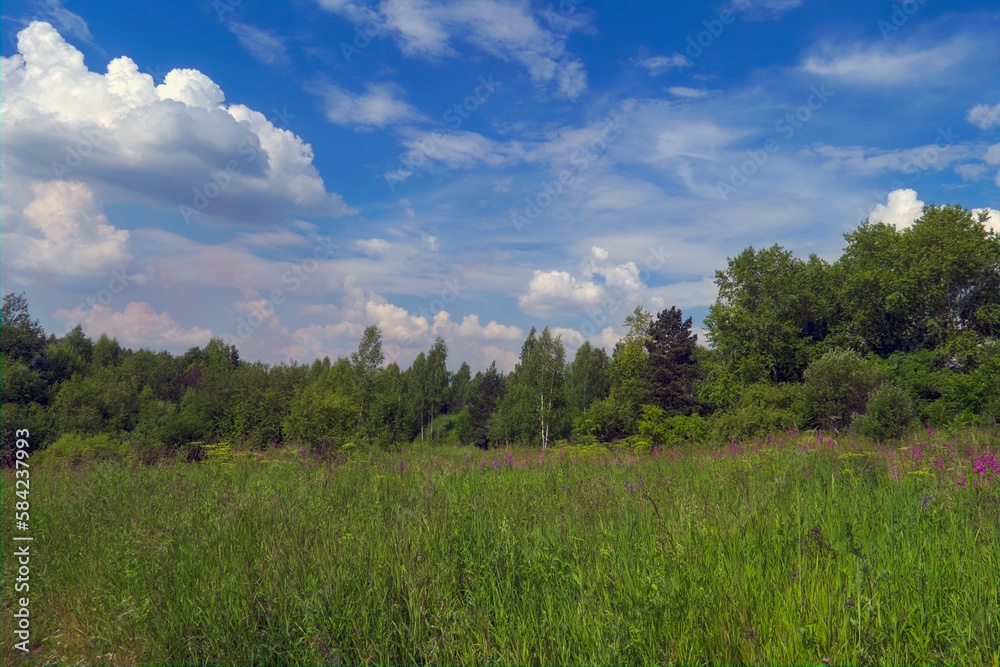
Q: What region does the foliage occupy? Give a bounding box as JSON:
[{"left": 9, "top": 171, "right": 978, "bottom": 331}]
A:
[
  {"left": 637, "top": 404, "right": 709, "bottom": 447},
  {"left": 645, "top": 306, "right": 701, "bottom": 417},
  {"left": 854, "top": 385, "right": 915, "bottom": 441},
  {"left": 34, "top": 432, "right": 126, "bottom": 466},
  {"left": 708, "top": 382, "right": 808, "bottom": 443},
  {"left": 803, "top": 348, "right": 888, "bottom": 431}
]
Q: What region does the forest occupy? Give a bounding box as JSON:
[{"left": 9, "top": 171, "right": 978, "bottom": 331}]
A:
[{"left": 2, "top": 204, "right": 998, "bottom": 464}]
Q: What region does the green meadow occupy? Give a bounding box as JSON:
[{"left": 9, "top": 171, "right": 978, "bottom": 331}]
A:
[{"left": 3, "top": 428, "right": 998, "bottom": 666}]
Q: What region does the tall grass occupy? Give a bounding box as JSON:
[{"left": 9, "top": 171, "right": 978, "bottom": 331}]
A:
[{"left": 3, "top": 428, "right": 998, "bottom": 666}]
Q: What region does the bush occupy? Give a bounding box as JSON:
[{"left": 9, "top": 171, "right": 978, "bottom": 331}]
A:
[
  {"left": 708, "top": 382, "right": 808, "bottom": 443},
  {"left": 853, "top": 385, "right": 914, "bottom": 441},
  {"left": 638, "top": 405, "right": 709, "bottom": 447},
  {"left": 35, "top": 433, "right": 126, "bottom": 466},
  {"left": 804, "top": 348, "right": 887, "bottom": 430}
]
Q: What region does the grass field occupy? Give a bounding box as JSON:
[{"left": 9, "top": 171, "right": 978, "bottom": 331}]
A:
[{"left": 2, "top": 429, "right": 999, "bottom": 666}]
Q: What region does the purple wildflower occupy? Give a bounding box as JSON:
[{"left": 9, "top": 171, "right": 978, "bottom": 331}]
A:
[
  {"left": 492, "top": 459, "right": 501, "bottom": 470},
  {"left": 957, "top": 475, "right": 967, "bottom": 488},
  {"left": 652, "top": 444, "right": 660, "bottom": 456},
  {"left": 505, "top": 452, "right": 513, "bottom": 467},
  {"left": 804, "top": 469, "right": 812, "bottom": 478}
]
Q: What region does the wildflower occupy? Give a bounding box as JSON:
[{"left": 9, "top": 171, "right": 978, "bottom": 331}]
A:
[
  {"left": 927, "top": 427, "right": 934, "bottom": 436},
  {"left": 491, "top": 459, "right": 501, "bottom": 470},
  {"left": 890, "top": 470, "right": 901, "bottom": 482},
  {"left": 256, "top": 453, "right": 263, "bottom": 462},
  {"left": 504, "top": 452, "right": 513, "bottom": 467},
  {"left": 933, "top": 456, "right": 944, "bottom": 472},
  {"left": 816, "top": 431, "right": 823, "bottom": 443},
  {"left": 804, "top": 469, "right": 812, "bottom": 478},
  {"left": 652, "top": 444, "right": 660, "bottom": 456},
  {"left": 559, "top": 449, "right": 564, "bottom": 459},
  {"left": 913, "top": 447, "right": 922, "bottom": 459},
  {"left": 921, "top": 495, "right": 931, "bottom": 508},
  {"left": 957, "top": 475, "right": 967, "bottom": 488}
]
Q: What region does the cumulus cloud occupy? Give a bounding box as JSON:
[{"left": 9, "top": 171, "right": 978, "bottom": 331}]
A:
[
  {"left": 1, "top": 180, "right": 131, "bottom": 278},
  {"left": 966, "top": 102, "right": 1000, "bottom": 130},
  {"left": 454, "top": 314, "right": 523, "bottom": 341},
  {"left": 53, "top": 301, "right": 213, "bottom": 348},
  {"left": 971, "top": 208, "right": 1000, "bottom": 234},
  {"left": 0, "top": 21, "right": 353, "bottom": 228},
  {"left": 517, "top": 270, "right": 606, "bottom": 316},
  {"left": 868, "top": 188, "right": 924, "bottom": 229}
]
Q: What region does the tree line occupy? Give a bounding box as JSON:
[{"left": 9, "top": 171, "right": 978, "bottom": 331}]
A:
[{"left": 2, "top": 205, "right": 997, "bottom": 463}]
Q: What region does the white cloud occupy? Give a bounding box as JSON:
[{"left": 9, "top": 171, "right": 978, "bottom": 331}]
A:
[
  {"left": 317, "top": 0, "right": 588, "bottom": 99},
  {"left": 53, "top": 301, "right": 213, "bottom": 348},
  {"left": 455, "top": 314, "right": 523, "bottom": 341},
  {"left": 0, "top": 21, "right": 352, "bottom": 228},
  {"left": 517, "top": 270, "right": 605, "bottom": 316},
  {"left": 317, "top": 81, "right": 424, "bottom": 128},
  {"left": 966, "top": 102, "right": 1000, "bottom": 130},
  {"left": 634, "top": 54, "right": 691, "bottom": 76},
  {"left": 226, "top": 22, "right": 292, "bottom": 68},
  {"left": 801, "top": 41, "right": 966, "bottom": 84},
  {"left": 356, "top": 238, "right": 392, "bottom": 255},
  {"left": 971, "top": 208, "right": 1000, "bottom": 234},
  {"left": 807, "top": 142, "right": 972, "bottom": 175},
  {"left": 1, "top": 180, "right": 131, "bottom": 277},
  {"left": 868, "top": 188, "right": 924, "bottom": 230},
  {"left": 666, "top": 86, "right": 710, "bottom": 98}
]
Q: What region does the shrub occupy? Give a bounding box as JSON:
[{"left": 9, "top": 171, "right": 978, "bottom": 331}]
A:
[
  {"left": 638, "top": 405, "right": 709, "bottom": 447},
  {"left": 708, "top": 382, "right": 808, "bottom": 443},
  {"left": 804, "top": 348, "right": 887, "bottom": 431},
  {"left": 36, "top": 433, "right": 126, "bottom": 466},
  {"left": 853, "top": 385, "right": 914, "bottom": 441}
]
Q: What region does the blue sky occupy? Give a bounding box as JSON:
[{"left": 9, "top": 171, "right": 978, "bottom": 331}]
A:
[{"left": 1, "top": 0, "right": 997, "bottom": 372}]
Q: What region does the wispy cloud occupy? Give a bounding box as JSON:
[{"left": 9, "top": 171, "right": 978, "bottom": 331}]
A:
[
  {"left": 316, "top": 81, "right": 425, "bottom": 128},
  {"left": 634, "top": 53, "right": 691, "bottom": 76},
  {"left": 801, "top": 40, "right": 967, "bottom": 84},
  {"left": 227, "top": 22, "right": 292, "bottom": 68}
]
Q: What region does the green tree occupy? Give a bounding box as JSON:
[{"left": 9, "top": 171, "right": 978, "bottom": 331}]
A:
[
  {"left": 351, "top": 326, "right": 384, "bottom": 437},
  {"left": 837, "top": 205, "right": 1000, "bottom": 356},
  {"left": 565, "top": 341, "right": 610, "bottom": 417},
  {"left": 467, "top": 362, "right": 505, "bottom": 448},
  {"left": 1, "top": 293, "right": 46, "bottom": 364},
  {"left": 705, "top": 245, "right": 831, "bottom": 384},
  {"left": 491, "top": 327, "right": 567, "bottom": 448},
  {"left": 645, "top": 306, "right": 700, "bottom": 417}
]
